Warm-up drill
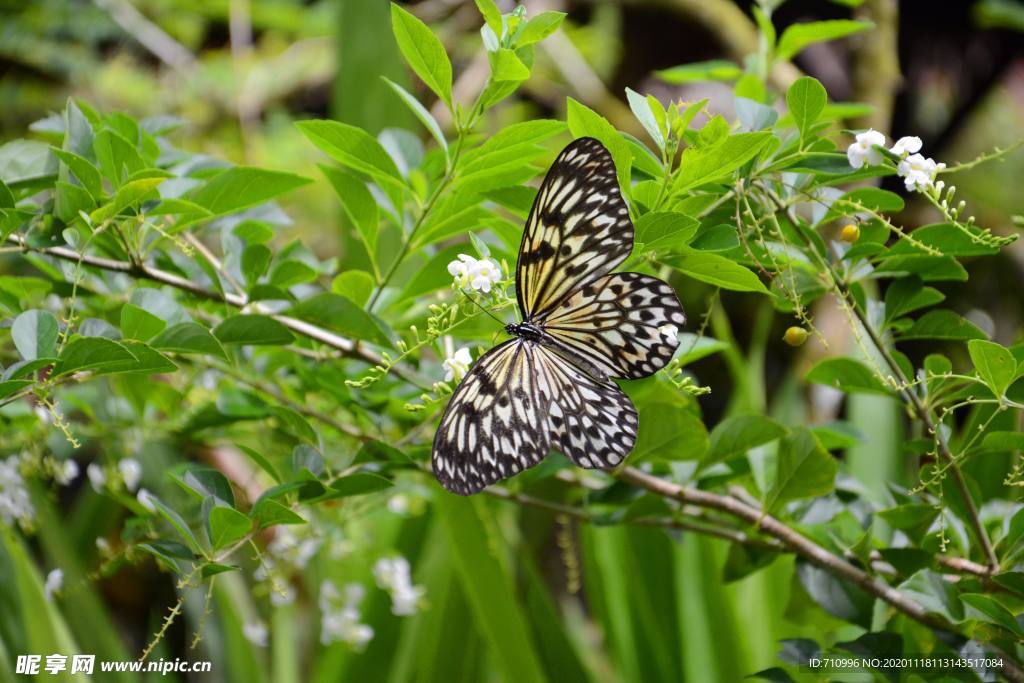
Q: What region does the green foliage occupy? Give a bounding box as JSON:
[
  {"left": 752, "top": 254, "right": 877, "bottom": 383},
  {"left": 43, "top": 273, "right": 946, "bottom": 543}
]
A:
[{"left": 1, "top": 2, "right": 1024, "bottom": 682}]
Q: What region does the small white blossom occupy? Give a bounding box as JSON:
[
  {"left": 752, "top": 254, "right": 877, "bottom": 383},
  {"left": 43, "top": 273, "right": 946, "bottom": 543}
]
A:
[
  {"left": 846, "top": 129, "right": 887, "bottom": 168},
  {"left": 44, "top": 569, "right": 63, "bottom": 601},
  {"left": 0, "top": 455, "right": 34, "bottom": 529},
  {"left": 271, "top": 584, "right": 296, "bottom": 606},
  {"left": 86, "top": 463, "right": 106, "bottom": 492},
  {"left": 243, "top": 621, "right": 269, "bottom": 648},
  {"left": 54, "top": 460, "right": 79, "bottom": 486},
  {"left": 442, "top": 347, "right": 473, "bottom": 383},
  {"left": 657, "top": 324, "right": 679, "bottom": 342},
  {"left": 897, "top": 153, "right": 939, "bottom": 193},
  {"left": 373, "top": 556, "right": 424, "bottom": 616},
  {"left": 137, "top": 488, "right": 157, "bottom": 513},
  {"left": 95, "top": 537, "right": 111, "bottom": 555},
  {"left": 447, "top": 254, "right": 478, "bottom": 289},
  {"left": 387, "top": 494, "right": 409, "bottom": 515},
  {"left": 320, "top": 580, "right": 373, "bottom": 649},
  {"left": 890, "top": 136, "right": 922, "bottom": 157},
  {"left": 118, "top": 458, "right": 142, "bottom": 492},
  {"left": 267, "top": 526, "right": 321, "bottom": 570},
  {"left": 469, "top": 258, "right": 502, "bottom": 293}
]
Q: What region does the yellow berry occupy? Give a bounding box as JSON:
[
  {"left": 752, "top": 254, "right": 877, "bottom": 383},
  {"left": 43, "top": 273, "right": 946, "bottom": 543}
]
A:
[
  {"left": 840, "top": 224, "right": 860, "bottom": 243},
  {"left": 783, "top": 326, "right": 808, "bottom": 347}
]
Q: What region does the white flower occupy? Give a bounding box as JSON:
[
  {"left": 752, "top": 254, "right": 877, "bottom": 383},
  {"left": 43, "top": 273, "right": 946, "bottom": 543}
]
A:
[
  {"left": 387, "top": 494, "right": 409, "bottom": 515},
  {"left": 897, "top": 153, "right": 939, "bottom": 193},
  {"left": 321, "top": 607, "right": 374, "bottom": 649},
  {"left": 54, "top": 460, "right": 79, "bottom": 486},
  {"left": 271, "top": 584, "right": 296, "bottom": 606},
  {"left": 374, "top": 557, "right": 411, "bottom": 590},
  {"left": 95, "top": 537, "right": 111, "bottom": 555},
  {"left": 137, "top": 488, "right": 157, "bottom": 513},
  {"left": 447, "top": 254, "right": 478, "bottom": 289},
  {"left": 86, "top": 463, "right": 106, "bottom": 492},
  {"left": 0, "top": 455, "right": 34, "bottom": 529},
  {"left": 846, "top": 129, "right": 887, "bottom": 168},
  {"left": 268, "top": 527, "right": 321, "bottom": 570},
  {"left": 442, "top": 347, "right": 473, "bottom": 383},
  {"left": 118, "top": 458, "right": 142, "bottom": 492},
  {"left": 44, "top": 569, "right": 63, "bottom": 601},
  {"left": 319, "top": 580, "right": 341, "bottom": 611},
  {"left": 344, "top": 583, "right": 365, "bottom": 605},
  {"left": 389, "top": 583, "right": 425, "bottom": 616},
  {"left": 243, "top": 620, "right": 268, "bottom": 647},
  {"left": 657, "top": 324, "right": 679, "bottom": 342},
  {"left": 469, "top": 258, "right": 502, "bottom": 293},
  {"left": 890, "top": 136, "right": 922, "bottom": 157}
]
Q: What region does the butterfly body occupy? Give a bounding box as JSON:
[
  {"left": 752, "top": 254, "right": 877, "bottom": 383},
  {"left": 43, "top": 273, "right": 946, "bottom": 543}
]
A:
[{"left": 432, "top": 137, "right": 686, "bottom": 495}]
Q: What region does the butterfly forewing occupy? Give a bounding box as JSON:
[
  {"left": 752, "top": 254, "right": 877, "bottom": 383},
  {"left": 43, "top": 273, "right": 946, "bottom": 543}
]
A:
[
  {"left": 542, "top": 272, "right": 686, "bottom": 379},
  {"left": 516, "top": 137, "right": 633, "bottom": 320},
  {"left": 432, "top": 340, "right": 553, "bottom": 495}
]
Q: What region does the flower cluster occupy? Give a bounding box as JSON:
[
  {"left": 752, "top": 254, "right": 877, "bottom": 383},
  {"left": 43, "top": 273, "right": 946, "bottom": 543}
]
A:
[
  {"left": 442, "top": 346, "right": 473, "bottom": 382},
  {"left": 85, "top": 458, "right": 143, "bottom": 494},
  {"left": 847, "top": 130, "right": 944, "bottom": 193},
  {"left": 0, "top": 454, "right": 34, "bottom": 530},
  {"left": 373, "top": 556, "right": 425, "bottom": 616},
  {"left": 319, "top": 581, "right": 374, "bottom": 650},
  {"left": 447, "top": 254, "right": 502, "bottom": 293}
]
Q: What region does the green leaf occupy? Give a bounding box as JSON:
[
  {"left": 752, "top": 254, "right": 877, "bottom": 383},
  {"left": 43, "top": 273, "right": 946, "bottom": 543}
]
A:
[
  {"left": 878, "top": 504, "right": 940, "bottom": 539},
  {"left": 435, "top": 495, "right": 548, "bottom": 683},
  {"left": 252, "top": 499, "right": 306, "bottom": 528},
  {"left": 207, "top": 505, "right": 252, "bottom": 551},
  {"left": 883, "top": 276, "right": 944, "bottom": 323},
  {"left": 50, "top": 148, "right": 103, "bottom": 200},
  {"left": 626, "top": 88, "right": 665, "bottom": 150},
  {"left": 664, "top": 251, "right": 768, "bottom": 293},
  {"left": 805, "top": 358, "right": 892, "bottom": 395},
  {"left": 328, "top": 472, "right": 393, "bottom": 498},
  {"left": 299, "top": 120, "right": 404, "bottom": 196},
  {"left": 11, "top": 309, "right": 59, "bottom": 360},
  {"left": 319, "top": 165, "right": 379, "bottom": 261},
  {"left": 0, "top": 178, "right": 13, "bottom": 208},
  {"left": 631, "top": 381, "right": 709, "bottom": 461},
  {"left": 188, "top": 167, "right": 310, "bottom": 218},
  {"left": 120, "top": 303, "right": 166, "bottom": 341},
  {"left": 635, "top": 211, "right": 698, "bottom": 251},
  {"left": 92, "top": 129, "right": 145, "bottom": 187},
  {"left": 961, "top": 594, "right": 1024, "bottom": 637},
  {"left": 898, "top": 310, "right": 986, "bottom": 341},
  {"left": 474, "top": 0, "right": 502, "bottom": 35},
  {"left": 150, "top": 322, "right": 229, "bottom": 360},
  {"left": 516, "top": 11, "right": 565, "bottom": 46},
  {"left": 968, "top": 339, "right": 1017, "bottom": 398},
  {"left": 241, "top": 244, "right": 272, "bottom": 287},
  {"left": 673, "top": 132, "right": 772, "bottom": 193},
  {"left": 268, "top": 259, "right": 318, "bottom": 289},
  {"left": 0, "top": 139, "right": 58, "bottom": 186},
  {"left": 390, "top": 3, "right": 454, "bottom": 108},
  {"left": 214, "top": 315, "right": 294, "bottom": 346},
  {"left": 382, "top": 77, "right": 448, "bottom": 155},
  {"left": 147, "top": 495, "right": 203, "bottom": 552},
  {"left": 786, "top": 77, "right": 827, "bottom": 143},
  {"left": 655, "top": 60, "right": 742, "bottom": 84},
  {"left": 331, "top": 270, "right": 376, "bottom": 308},
  {"left": 765, "top": 428, "right": 837, "bottom": 511},
  {"left": 704, "top": 415, "right": 787, "bottom": 467},
  {"left": 55, "top": 181, "right": 95, "bottom": 223},
  {"left": 235, "top": 444, "right": 282, "bottom": 484},
  {"left": 90, "top": 177, "right": 164, "bottom": 223},
  {"left": 776, "top": 20, "right": 874, "bottom": 61},
  {"left": 489, "top": 48, "right": 530, "bottom": 82},
  {"left": 287, "top": 293, "right": 391, "bottom": 347},
  {"left": 173, "top": 467, "right": 235, "bottom": 506},
  {"left": 0, "top": 379, "right": 33, "bottom": 400},
  {"left": 201, "top": 563, "right": 240, "bottom": 578},
  {"left": 566, "top": 97, "right": 632, "bottom": 191},
  {"left": 53, "top": 337, "right": 137, "bottom": 376}
]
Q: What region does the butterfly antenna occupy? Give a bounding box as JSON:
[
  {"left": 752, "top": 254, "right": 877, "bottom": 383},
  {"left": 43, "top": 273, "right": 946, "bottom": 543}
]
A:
[{"left": 459, "top": 290, "right": 505, "bottom": 326}]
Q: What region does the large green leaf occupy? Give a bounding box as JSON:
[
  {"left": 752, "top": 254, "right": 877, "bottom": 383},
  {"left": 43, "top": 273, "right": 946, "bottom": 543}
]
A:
[
  {"left": 390, "top": 3, "right": 453, "bottom": 108},
  {"left": 968, "top": 340, "right": 1018, "bottom": 398},
  {"left": 664, "top": 251, "right": 768, "bottom": 293},
  {"left": 673, "top": 132, "right": 771, "bottom": 193},
  {"left": 704, "top": 415, "right": 787, "bottom": 467},
  {"left": 786, "top": 77, "right": 827, "bottom": 143},
  {"left": 898, "top": 310, "right": 986, "bottom": 341},
  {"left": 776, "top": 20, "right": 873, "bottom": 61},
  {"left": 805, "top": 358, "right": 893, "bottom": 395},
  {"left": 214, "top": 315, "right": 294, "bottom": 346},
  {"left": 297, "top": 120, "right": 404, "bottom": 194},
  {"left": 54, "top": 337, "right": 137, "bottom": 376},
  {"left": 286, "top": 293, "right": 392, "bottom": 347},
  {"left": 188, "top": 167, "right": 310, "bottom": 217},
  {"left": 566, "top": 97, "right": 632, "bottom": 191},
  {"left": 150, "top": 322, "right": 229, "bottom": 361},
  {"left": 765, "top": 428, "right": 837, "bottom": 511},
  {"left": 11, "top": 309, "right": 59, "bottom": 361}
]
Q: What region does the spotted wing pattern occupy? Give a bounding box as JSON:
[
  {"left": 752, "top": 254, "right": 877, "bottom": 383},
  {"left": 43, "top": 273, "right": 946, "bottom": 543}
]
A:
[
  {"left": 432, "top": 340, "right": 552, "bottom": 495},
  {"left": 536, "top": 347, "right": 638, "bottom": 469},
  {"left": 516, "top": 137, "right": 633, "bottom": 320},
  {"left": 542, "top": 272, "right": 687, "bottom": 380},
  {"left": 433, "top": 339, "right": 640, "bottom": 494}
]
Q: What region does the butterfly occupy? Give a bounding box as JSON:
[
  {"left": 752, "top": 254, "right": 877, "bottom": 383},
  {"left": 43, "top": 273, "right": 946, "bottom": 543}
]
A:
[{"left": 432, "top": 137, "right": 686, "bottom": 495}]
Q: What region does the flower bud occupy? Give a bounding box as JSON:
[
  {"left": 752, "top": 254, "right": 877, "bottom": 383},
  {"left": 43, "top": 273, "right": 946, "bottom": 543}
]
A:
[{"left": 783, "top": 326, "right": 808, "bottom": 347}]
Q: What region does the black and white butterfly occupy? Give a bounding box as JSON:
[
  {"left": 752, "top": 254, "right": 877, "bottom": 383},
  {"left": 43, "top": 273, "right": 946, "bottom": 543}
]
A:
[{"left": 432, "top": 137, "right": 686, "bottom": 495}]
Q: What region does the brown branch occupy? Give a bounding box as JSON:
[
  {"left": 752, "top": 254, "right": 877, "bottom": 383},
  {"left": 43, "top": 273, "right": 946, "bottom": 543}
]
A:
[
  {"left": 614, "top": 466, "right": 1024, "bottom": 681},
  {"left": 6, "top": 234, "right": 427, "bottom": 387}
]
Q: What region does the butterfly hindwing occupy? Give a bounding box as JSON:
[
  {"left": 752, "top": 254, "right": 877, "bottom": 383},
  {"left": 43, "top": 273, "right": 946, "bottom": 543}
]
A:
[
  {"left": 432, "top": 340, "right": 553, "bottom": 495},
  {"left": 536, "top": 346, "right": 639, "bottom": 469},
  {"left": 542, "top": 272, "right": 686, "bottom": 379},
  {"left": 516, "top": 137, "right": 633, "bottom": 320}
]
